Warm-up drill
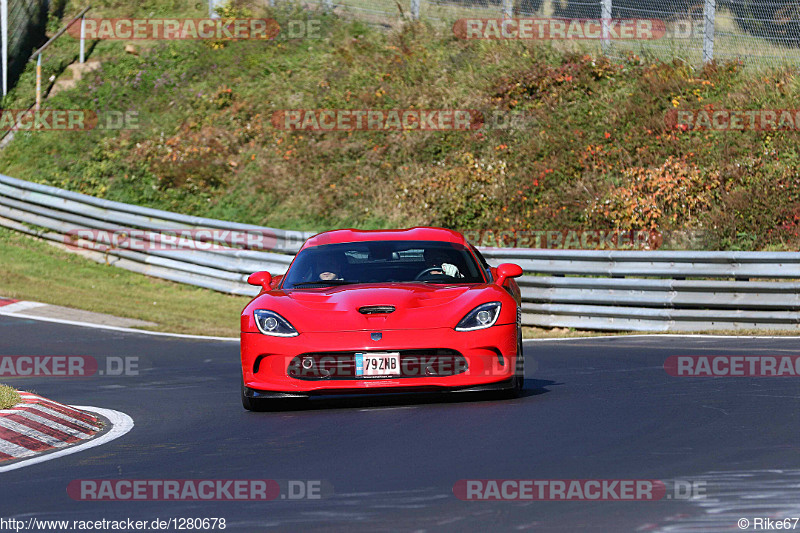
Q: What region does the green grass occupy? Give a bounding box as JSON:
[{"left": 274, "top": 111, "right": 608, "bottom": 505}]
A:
[
  {"left": 0, "top": 228, "right": 249, "bottom": 337},
  {"left": 0, "top": 385, "right": 21, "bottom": 409}
]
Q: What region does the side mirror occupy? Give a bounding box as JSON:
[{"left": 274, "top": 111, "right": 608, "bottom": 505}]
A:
[
  {"left": 247, "top": 271, "right": 273, "bottom": 291},
  {"left": 495, "top": 263, "right": 523, "bottom": 286}
]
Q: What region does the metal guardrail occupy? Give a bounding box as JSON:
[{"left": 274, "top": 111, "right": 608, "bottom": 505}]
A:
[
  {"left": 1, "top": 173, "right": 799, "bottom": 331},
  {"left": 0, "top": 173, "right": 312, "bottom": 296},
  {"left": 479, "top": 249, "right": 800, "bottom": 330}
]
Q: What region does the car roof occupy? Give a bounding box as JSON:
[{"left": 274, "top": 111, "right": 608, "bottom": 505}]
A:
[{"left": 300, "top": 227, "right": 470, "bottom": 250}]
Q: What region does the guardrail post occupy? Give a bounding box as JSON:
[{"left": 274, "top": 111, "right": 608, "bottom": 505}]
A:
[
  {"left": 601, "top": 0, "right": 612, "bottom": 54},
  {"left": 209, "top": 0, "right": 218, "bottom": 19},
  {"left": 324, "top": 0, "right": 333, "bottom": 10},
  {"left": 411, "top": 0, "right": 420, "bottom": 19},
  {"left": 35, "top": 54, "right": 41, "bottom": 110},
  {"left": 702, "top": 0, "right": 715, "bottom": 63},
  {"left": 1, "top": 0, "right": 7, "bottom": 97},
  {"left": 502, "top": 0, "right": 513, "bottom": 17},
  {"left": 28, "top": 6, "right": 92, "bottom": 103},
  {"left": 79, "top": 14, "right": 86, "bottom": 64}
]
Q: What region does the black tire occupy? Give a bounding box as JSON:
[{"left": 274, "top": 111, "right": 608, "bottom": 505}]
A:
[
  {"left": 510, "top": 329, "right": 525, "bottom": 398},
  {"left": 493, "top": 328, "right": 524, "bottom": 400},
  {"left": 241, "top": 374, "right": 268, "bottom": 412},
  {"left": 241, "top": 375, "right": 309, "bottom": 411}
]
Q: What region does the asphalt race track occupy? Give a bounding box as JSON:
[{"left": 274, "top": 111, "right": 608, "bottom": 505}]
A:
[{"left": 1, "top": 314, "right": 799, "bottom": 532}]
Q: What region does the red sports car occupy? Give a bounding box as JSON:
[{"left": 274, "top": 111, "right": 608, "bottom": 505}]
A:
[{"left": 240, "top": 227, "right": 524, "bottom": 410}]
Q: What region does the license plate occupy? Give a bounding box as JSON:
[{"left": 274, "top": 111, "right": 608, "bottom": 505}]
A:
[{"left": 355, "top": 352, "right": 401, "bottom": 377}]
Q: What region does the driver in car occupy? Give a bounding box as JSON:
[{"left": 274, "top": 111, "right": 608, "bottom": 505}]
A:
[
  {"left": 422, "top": 248, "right": 463, "bottom": 278},
  {"left": 318, "top": 253, "right": 347, "bottom": 281}
]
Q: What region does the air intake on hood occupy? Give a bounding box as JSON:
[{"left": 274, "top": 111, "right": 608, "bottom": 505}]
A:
[{"left": 358, "top": 305, "right": 396, "bottom": 314}]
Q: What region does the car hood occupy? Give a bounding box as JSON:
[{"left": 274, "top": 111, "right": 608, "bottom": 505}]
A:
[{"left": 243, "top": 282, "right": 512, "bottom": 333}]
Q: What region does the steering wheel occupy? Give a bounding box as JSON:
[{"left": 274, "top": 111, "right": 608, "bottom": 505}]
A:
[{"left": 415, "top": 267, "right": 446, "bottom": 281}]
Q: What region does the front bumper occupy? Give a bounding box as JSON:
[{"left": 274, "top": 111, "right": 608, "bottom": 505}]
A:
[{"left": 241, "top": 324, "right": 518, "bottom": 395}]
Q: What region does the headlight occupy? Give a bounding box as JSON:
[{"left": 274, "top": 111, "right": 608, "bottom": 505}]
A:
[
  {"left": 455, "top": 302, "right": 502, "bottom": 332},
  {"left": 254, "top": 310, "right": 298, "bottom": 337}
]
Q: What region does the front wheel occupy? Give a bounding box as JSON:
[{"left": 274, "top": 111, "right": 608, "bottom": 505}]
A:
[
  {"left": 510, "top": 330, "right": 525, "bottom": 398},
  {"left": 493, "top": 329, "right": 524, "bottom": 400},
  {"left": 241, "top": 375, "right": 308, "bottom": 411},
  {"left": 241, "top": 374, "right": 267, "bottom": 411}
]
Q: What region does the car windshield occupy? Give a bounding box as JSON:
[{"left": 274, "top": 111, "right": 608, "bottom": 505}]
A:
[{"left": 282, "top": 240, "right": 486, "bottom": 289}]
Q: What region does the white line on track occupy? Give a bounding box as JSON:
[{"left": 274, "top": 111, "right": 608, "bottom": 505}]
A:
[
  {"left": 0, "top": 406, "right": 134, "bottom": 473},
  {"left": 0, "top": 310, "right": 238, "bottom": 341}
]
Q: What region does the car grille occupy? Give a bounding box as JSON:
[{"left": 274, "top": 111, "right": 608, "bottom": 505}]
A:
[{"left": 287, "top": 349, "right": 467, "bottom": 380}]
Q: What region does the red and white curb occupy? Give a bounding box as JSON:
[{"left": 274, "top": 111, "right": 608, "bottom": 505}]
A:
[
  {"left": 0, "top": 301, "right": 45, "bottom": 313},
  {"left": 0, "top": 392, "right": 133, "bottom": 472},
  {"left": 0, "top": 392, "right": 101, "bottom": 461},
  {"left": 0, "top": 298, "right": 19, "bottom": 308}
]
